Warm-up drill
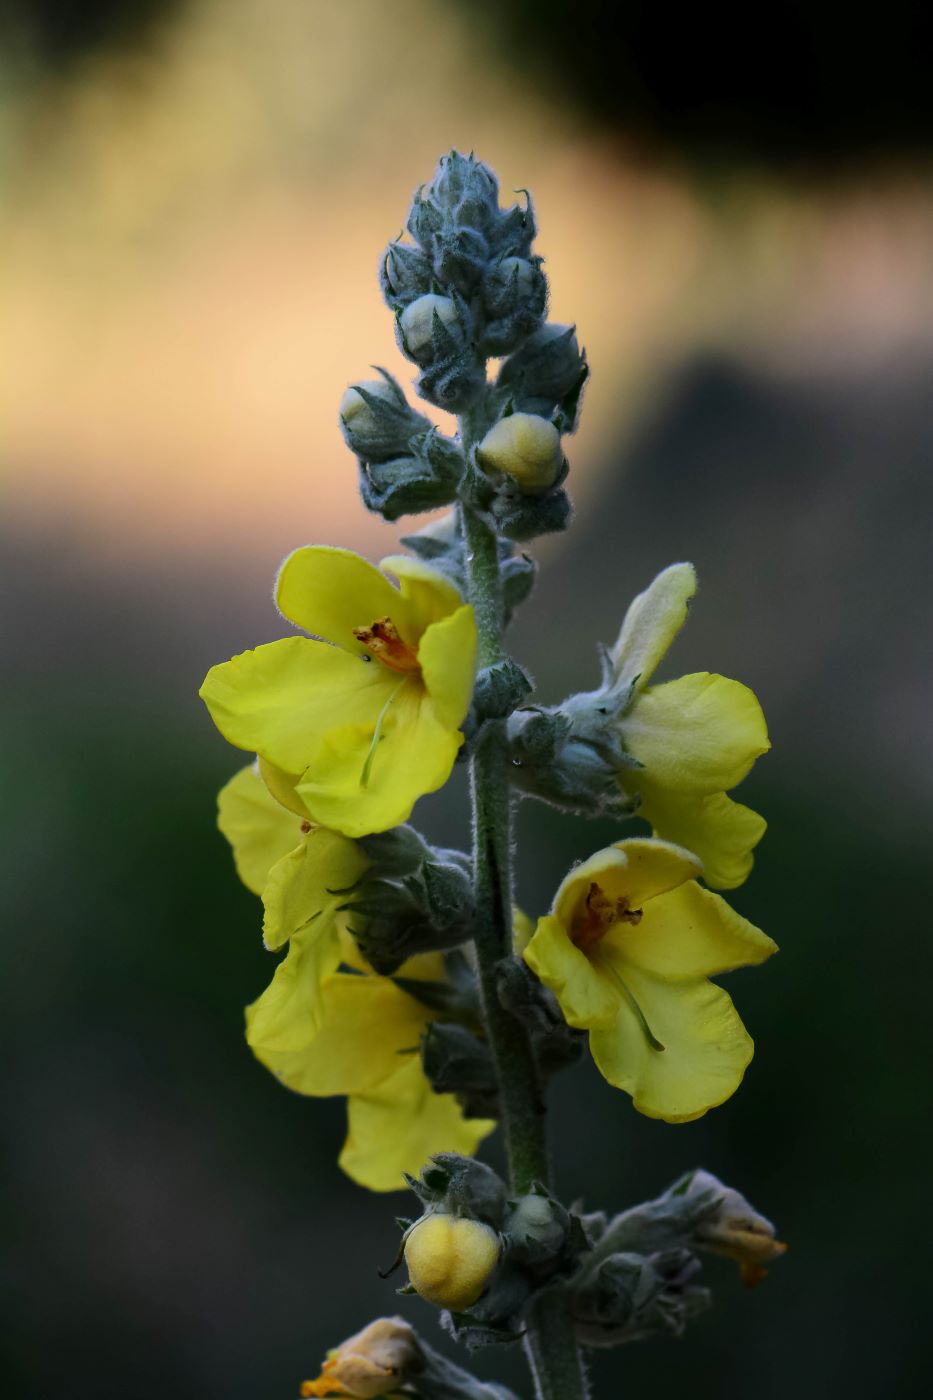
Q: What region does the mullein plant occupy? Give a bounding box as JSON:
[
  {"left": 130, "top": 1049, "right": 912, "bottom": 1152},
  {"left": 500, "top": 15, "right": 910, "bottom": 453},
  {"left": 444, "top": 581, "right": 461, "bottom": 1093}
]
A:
[{"left": 200, "top": 153, "right": 785, "bottom": 1400}]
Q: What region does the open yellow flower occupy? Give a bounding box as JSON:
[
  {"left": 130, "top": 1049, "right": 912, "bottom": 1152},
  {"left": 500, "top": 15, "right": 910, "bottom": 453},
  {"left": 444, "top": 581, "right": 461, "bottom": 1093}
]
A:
[
  {"left": 218, "top": 763, "right": 369, "bottom": 1029},
  {"left": 611, "top": 563, "right": 770, "bottom": 889},
  {"left": 201, "top": 547, "right": 477, "bottom": 838},
  {"left": 248, "top": 962, "right": 494, "bottom": 1192},
  {"left": 218, "top": 762, "right": 493, "bottom": 1190},
  {"left": 523, "top": 838, "right": 776, "bottom": 1122}
]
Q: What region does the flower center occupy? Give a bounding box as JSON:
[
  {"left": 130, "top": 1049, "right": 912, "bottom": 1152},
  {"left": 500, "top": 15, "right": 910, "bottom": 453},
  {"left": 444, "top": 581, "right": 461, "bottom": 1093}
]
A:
[
  {"left": 571, "top": 881, "right": 642, "bottom": 953},
  {"left": 353, "top": 616, "right": 420, "bottom": 673}
]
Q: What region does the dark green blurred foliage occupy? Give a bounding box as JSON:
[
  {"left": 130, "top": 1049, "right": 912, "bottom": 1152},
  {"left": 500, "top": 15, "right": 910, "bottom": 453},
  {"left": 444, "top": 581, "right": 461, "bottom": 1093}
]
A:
[
  {"left": 3, "top": 352, "right": 931, "bottom": 1397},
  {"left": 0, "top": 0, "right": 185, "bottom": 68},
  {"left": 452, "top": 0, "right": 933, "bottom": 167}
]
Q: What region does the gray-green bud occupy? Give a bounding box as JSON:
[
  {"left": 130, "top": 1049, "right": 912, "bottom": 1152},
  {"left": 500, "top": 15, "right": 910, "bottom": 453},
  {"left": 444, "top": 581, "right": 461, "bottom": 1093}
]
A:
[
  {"left": 339, "top": 375, "right": 430, "bottom": 462},
  {"left": 480, "top": 256, "right": 548, "bottom": 355},
  {"left": 380, "top": 239, "right": 433, "bottom": 311},
  {"left": 398, "top": 293, "right": 465, "bottom": 365},
  {"left": 497, "top": 322, "right": 588, "bottom": 427}
]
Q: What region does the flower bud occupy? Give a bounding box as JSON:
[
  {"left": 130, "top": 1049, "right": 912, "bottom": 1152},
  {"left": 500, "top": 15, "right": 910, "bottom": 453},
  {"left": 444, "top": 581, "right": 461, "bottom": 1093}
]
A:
[
  {"left": 339, "top": 377, "right": 428, "bottom": 463},
  {"left": 481, "top": 256, "right": 547, "bottom": 354},
  {"left": 380, "top": 239, "right": 433, "bottom": 310},
  {"left": 477, "top": 414, "right": 564, "bottom": 494},
  {"left": 497, "top": 322, "right": 588, "bottom": 425},
  {"left": 398, "top": 293, "right": 463, "bottom": 364},
  {"left": 404, "top": 1214, "right": 500, "bottom": 1310},
  {"left": 301, "top": 1316, "right": 422, "bottom": 1398}
]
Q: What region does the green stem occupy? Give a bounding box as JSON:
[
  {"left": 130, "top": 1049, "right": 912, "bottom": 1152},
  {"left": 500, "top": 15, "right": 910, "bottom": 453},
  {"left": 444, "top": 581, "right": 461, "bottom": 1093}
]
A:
[
  {"left": 461, "top": 500, "right": 546, "bottom": 1193},
  {"left": 524, "top": 1289, "right": 591, "bottom": 1400},
  {"left": 460, "top": 482, "right": 589, "bottom": 1400}
]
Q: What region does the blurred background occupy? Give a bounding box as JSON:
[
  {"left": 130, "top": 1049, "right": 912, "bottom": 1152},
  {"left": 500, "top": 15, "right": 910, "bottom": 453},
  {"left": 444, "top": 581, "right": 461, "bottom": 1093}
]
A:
[{"left": 2, "top": 1, "right": 931, "bottom": 1396}]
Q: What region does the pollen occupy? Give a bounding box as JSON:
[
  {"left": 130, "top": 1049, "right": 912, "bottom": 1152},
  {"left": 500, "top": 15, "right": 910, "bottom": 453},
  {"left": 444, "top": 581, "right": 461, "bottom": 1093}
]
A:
[
  {"left": 571, "top": 882, "right": 642, "bottom": 952},
  {"left": 353, "top": 616, "right": 421, "bottom": 673}
]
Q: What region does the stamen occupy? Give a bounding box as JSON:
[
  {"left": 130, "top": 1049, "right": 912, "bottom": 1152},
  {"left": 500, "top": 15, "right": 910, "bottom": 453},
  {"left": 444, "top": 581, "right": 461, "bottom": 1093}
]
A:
[
  {"left": 571, "top": 882, "right": 643, "bottom": 952},
  {"left": 353, "top": 615, "right": 420, "bottom": 673},
  {"left": 360, "top": 679, "right": 406, "bottom": 787}
]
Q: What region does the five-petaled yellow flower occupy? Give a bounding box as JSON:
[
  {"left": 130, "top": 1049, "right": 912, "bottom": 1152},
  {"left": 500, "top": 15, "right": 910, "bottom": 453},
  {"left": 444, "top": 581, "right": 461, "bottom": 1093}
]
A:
[
  {"left": 611, "top": 563, "right": 770, "bottom": 889},
  {"left": 523, "top": 837, "right": 776, "bottom": 1122},
  {"left": 218, "top": 763, "right": 493, "bottom": 1191},
  {"left": 201, "top": 547, "right": 477, "bottom": 838}
]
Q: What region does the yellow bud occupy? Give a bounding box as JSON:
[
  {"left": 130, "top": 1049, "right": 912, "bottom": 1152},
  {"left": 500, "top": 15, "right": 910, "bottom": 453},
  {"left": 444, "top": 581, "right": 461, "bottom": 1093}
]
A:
[
  {"left": 300, "top": 1316, "right": 421, "bottom": 1398},
  {"left": 399, "top": 293, "right": 459, "bottom": 360},
  {"left": 404, "top": 1213, "right": 499, "bottom": 1310},
  {"left": 477, "top": 413, "right": 563, "bottom": 493}
]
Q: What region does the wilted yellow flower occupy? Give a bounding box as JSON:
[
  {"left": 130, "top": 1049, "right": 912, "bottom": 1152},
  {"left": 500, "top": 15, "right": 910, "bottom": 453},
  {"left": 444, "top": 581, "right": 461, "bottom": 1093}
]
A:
[
  {"left": 611, "top": 563, "right": 770, "bottom": 889},
  {"left": 523, "top": 837, "right": 776, "bottom": 1122},
  {"left": 690, "top": 1170, "right": 788, "bottom": 1287},
  {"left": 404, "top": 1214, "right": 500, "bottom": 1310},
  {"left": 200, "top": 547, "right": 476, "bottom": 838},
  {"left": 300, "top": 1316, "right": 419, "bottom": 1397}
]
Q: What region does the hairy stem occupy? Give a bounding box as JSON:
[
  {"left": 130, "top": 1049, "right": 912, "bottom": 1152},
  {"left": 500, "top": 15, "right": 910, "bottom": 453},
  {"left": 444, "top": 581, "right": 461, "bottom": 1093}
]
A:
[
  {"left": 461, "top": 499, "right": 546, "bottom": 1193},
  {"left": 460, "top": 470, "right": 589, "bottom": 1399},
  {"left": 524, "top": 1289, "right": 591, "bottom": 1400}
]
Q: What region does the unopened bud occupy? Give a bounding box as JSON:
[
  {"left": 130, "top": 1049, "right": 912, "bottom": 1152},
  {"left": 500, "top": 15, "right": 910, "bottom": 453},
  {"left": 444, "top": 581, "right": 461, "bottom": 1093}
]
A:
[
  {"left": 477, "top": 414, "right": 563, "bottom": 494},
  {"left": 399, "top": 293, "right": 462, "bottom": 364},
  {"left": 405, "top": 1214, "right": 500, "bottom": 1311},
  {"left": 340, "top": 377, "right": 428, "bottom": 462},
  {"left": 481, "top": 256, "right": 547, "bottom": 354},
  {"left": 301, "top": 1316, "right": 422, "bottom": 1398}
]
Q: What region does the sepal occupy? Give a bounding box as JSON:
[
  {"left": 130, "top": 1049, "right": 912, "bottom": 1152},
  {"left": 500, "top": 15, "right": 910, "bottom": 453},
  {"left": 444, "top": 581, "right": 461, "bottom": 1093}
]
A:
[
  {"left": 339, "top": 371, "right": 431, "bottom": 462},
  {"left": 497, "top": 323, "right": 589, "bottom": 428},
  {"left": 472, "top": 658, "right": 534, "bottom": 723},
  {"left": 570, "top": 1248, "right": 710, "bottom": 1348},
  {"left": 356, "top": 427, "right": 465, "bottom": 520},
  {"left": 421, "top": 1023, "right": 499, "bottom": 1120}
]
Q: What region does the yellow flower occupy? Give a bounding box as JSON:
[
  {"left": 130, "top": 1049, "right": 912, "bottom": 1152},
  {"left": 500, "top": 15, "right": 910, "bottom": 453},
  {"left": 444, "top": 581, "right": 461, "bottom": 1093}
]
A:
[
  {"left": 404, "top": 1214, "right": 500, "bottom": 1310},
  {"left": 300, "top": 1316, "right": 419, "bottom": 1398},
  {"left": 218, "top": 763, "right": 494, "bottom": 1191},
  {"left": 611, "top": 563, "right": 770, "bottom": 889},
  {"left": 218, "top": 763, "right": 369, "bottom": 1027},
  {"left": 522, "top": 838, "right": 776, "bottom": 1122},
  {"left": 200, "top": 547, "right": 477, "bottom": 838}
]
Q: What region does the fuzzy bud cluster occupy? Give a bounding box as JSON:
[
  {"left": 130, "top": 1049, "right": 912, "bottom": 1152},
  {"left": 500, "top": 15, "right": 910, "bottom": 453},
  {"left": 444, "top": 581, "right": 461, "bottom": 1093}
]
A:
[{"left": 379, "top": 151, "right": 548, "bottom": 410}]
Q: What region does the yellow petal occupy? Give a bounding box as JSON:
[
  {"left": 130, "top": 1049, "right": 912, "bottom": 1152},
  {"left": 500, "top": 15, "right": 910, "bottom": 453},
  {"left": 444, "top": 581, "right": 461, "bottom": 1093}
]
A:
[
  {"left": 523, "top": 914, "right": 619, "bottom": 1029},
  {"left": 417, "top": 604, "right": 477, "bottom": 731},
  {"left": 552, "top": 839, "right": 702, "bottom": 929},
  {"left": 589, "top": 962, "right": 755, "bottom": 1122},
  {"left": 276, "top": 545, "right": 416, "bottom": 650},
  {"left": 610, "top": 563, "right": 696, "bottom": 688},
  {"left": 257, "top": 757, "right": 310, "bottom": 818},
  {"left": 262, "top": 826, "right": 368, "bottom": 951},
  {"left": 217, "top": 763, "right": 304, "bottom": 895},
  {"left": 340, "top": 1056, "right": 495, "bottom": 1193},
  {"left": 379, "top": 553, "right": 463, "bottom": 636},
  {"left": 247, "top": 973, "right": 430, "bottom": 1092},
  {"left": 605, "top": 881, "right": 777, "bottom": 979},
  {"left": 637, "top": 783, "right": 767, "bottom": 890},
  {"left": 624, "top": 673, "right": 770, "bottom": 795},
  {"left": 295, "top": 683, "right": 462, "bottom": 837},
  {"left": 512, "top": 907, "right": 534, "bottom": 955},
  {"left": 245, "top": 920, "right": 344, "bottom": 1051},
  {"left": 200, "top": 637, "right": 391, "bottom": 774}
]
